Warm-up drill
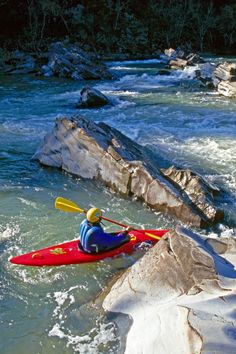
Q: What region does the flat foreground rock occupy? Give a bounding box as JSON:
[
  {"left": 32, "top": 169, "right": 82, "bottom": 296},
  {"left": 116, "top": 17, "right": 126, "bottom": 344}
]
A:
[{"left": 103, "top": 227, "right": 236, "bottom": 354}]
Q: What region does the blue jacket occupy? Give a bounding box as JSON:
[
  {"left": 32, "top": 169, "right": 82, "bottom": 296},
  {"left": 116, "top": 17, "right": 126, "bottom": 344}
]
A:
[{"left": 80, "top": 219, "right": 129, "bottom": 253}]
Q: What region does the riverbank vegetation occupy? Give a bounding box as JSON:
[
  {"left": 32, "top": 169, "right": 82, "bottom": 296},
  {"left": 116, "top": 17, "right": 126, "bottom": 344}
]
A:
[{"left": 0, "top": 0, "right": 235, "bottom": 56}]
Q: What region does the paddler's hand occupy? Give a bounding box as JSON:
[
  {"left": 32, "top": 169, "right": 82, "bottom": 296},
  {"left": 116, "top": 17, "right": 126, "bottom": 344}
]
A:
[
  {"left": 123, "top": 226, "right": 133, "bottom": 241},
  {"left": 125, "top": 226, "right": 133, "bottom": 233}
]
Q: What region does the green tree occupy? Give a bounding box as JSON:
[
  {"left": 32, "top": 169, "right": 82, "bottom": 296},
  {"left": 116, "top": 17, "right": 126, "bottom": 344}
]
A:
[
  {"left": 217, "top": 3, "right": 236, "bottom": 47},
  {"left": 187, "top": 0, "right": 217, "bottom": 52}
]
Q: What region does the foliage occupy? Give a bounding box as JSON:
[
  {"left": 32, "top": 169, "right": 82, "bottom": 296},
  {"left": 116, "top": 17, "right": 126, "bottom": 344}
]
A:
[
  {"left": 0, "top": 0, "right": 235, "bottom": 54},
  {"left": 217, "top": 3, "right": 236, "bottom": 47}
]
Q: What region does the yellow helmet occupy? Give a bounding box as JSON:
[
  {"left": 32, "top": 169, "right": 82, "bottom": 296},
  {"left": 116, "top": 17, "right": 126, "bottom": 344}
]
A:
[{"left": 86, "top": 207, "right": 102, "bottom": 223}]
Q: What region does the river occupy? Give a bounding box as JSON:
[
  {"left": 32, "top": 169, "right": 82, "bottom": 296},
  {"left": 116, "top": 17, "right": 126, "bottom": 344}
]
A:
[{"left": 0, "top": 57, "right": 236, "bottom": 353}]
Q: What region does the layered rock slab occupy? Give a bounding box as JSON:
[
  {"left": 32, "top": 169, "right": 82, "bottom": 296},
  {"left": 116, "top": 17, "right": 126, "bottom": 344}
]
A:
[
  {"left": 103, "top": 227, "right": 236, "bottom": 354},
  {"left": 33, "top": 116, "right": 223, "bottom": 227}
]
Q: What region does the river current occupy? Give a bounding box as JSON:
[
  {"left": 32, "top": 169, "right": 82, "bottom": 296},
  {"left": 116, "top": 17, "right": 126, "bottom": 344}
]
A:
[{"left": 1, "top": 57, "right": 236, "bottom": 353}]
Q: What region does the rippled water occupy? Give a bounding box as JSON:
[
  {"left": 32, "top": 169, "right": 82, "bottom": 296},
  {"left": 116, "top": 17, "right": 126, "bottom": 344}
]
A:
[{"left": 1, "top": 57, "right": 236, "bottom": 353}]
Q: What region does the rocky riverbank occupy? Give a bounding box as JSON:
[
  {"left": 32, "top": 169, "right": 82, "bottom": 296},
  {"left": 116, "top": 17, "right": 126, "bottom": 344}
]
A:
[
  {"left": 162, "top": 48, "right": 236, "bottom": 97},
  {"left": 1, "top": 42, "right": 236, "bottom": 97}
]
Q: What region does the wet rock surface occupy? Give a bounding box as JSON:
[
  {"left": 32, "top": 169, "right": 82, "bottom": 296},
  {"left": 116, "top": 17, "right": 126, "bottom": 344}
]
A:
[
  {"left": 33, "top": 115, "right": 224, "bottom": 227},
  {"left": 103, "top": 227, "right": 236, "bottom": 354},
  {"left": 217, "top": 81, "right": 236, "bottom": 98},
  {"left": 76, "top": 87, "right": 109, "bottom": 108},
  {"left": 214, "top": 62, "right": 236, "bottom": 82},
  {"left": 214, "top": 62, "right": 236, "bottom": 97}
]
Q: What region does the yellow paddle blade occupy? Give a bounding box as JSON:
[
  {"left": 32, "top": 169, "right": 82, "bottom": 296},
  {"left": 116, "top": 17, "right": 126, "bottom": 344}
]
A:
[
  {"left": 145, "top": 232, "right": 161, "bottom": 240},
  {"left": 55, "top": 197, "right": 85, "bottom": 213}
]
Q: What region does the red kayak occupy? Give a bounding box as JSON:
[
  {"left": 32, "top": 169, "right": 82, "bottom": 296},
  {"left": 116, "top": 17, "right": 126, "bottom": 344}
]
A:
[{"left": 10, "top": 229, "right": 169, "bottom": 266}]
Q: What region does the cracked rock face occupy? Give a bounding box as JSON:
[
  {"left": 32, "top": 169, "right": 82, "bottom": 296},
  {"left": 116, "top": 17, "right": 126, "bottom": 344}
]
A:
[
  {"left": 103, "top": 227, "right": 236, "bottom": 354},
  {"left": 161, "top": 166, "right": 224, "bottom": 224},
  {"left": 33, "top": 116, "right": 223, "bottom": 227}
]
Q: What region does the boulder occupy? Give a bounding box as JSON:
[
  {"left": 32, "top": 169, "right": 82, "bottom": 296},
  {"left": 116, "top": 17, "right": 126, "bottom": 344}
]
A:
[
  {"left": 186, "top": 53, "right": 205, "bottom": 65},
  {"left": 169, "top": 58, "right": 188, "bottom": 69},
  {"left": 214, "top": 62, "right": 236, "bottom": 82},
  {"left": 1, "top": 42, "right": 112, "bottom": 80},
  {"left": 76, "top": 87, "right": 109, "bottom": 108},
  {"left": 162, "top": 49, "right": 205, "bottom": 69},
  {"left": 217, "top": 80, "right": 236, "bottom": 98},
  {"left": 33, "top": 116, "right": 223, "bottom": 227},
  {"left": 164, "top": 48, "right": 177, "bottom": 58},
  {"left": 41, "top": 41, "right": 112, "bottom": 80},
  {"left": 103, "top": 227, "right": 236, "bottom": 354}
]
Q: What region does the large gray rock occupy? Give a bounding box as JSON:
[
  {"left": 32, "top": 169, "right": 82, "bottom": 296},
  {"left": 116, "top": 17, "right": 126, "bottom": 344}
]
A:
[
  {"left": 76, "top": 87, "right": 109, "bottom": 108},
  {"left": 103, "top": 227, "right": 236, "bottom": 354},
  {"left": 217, "top": 80, "right": 236, "bottom": 98},
  {"left": 42, "top": 41, "right": 112, "bottom": 80},
  {"left": 33, "top": 116, "right": 223, "bottom": 227},
  {"left": 214, "top": 62, "right": 236, "bottom": 82}
]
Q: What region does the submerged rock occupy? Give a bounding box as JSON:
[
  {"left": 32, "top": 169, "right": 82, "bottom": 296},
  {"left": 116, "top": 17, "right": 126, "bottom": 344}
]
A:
[
  {"left": 103, "top": 227, "right": 236, "bottom": 354},
  {"left": 33, "top": 116, "right": 223, "bottom": 227},
  {"left": 76, "top": 87, "right": 109, "bottom": 108},
  {"left": 156, "top": 69, "right": 171, "bottom": 76}
]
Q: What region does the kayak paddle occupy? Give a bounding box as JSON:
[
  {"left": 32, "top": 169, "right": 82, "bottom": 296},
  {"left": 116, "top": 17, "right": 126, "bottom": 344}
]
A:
[{"left": 55, "top": 197, "right": 162, "bottom": 240}]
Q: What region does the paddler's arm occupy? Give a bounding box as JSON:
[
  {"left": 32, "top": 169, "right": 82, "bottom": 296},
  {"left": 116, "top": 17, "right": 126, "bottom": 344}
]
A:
[
  {"left": 116, "top": 226, "right": 133, "bottom": 240},
  {"left": 88, "top": 228, "right": 131, "bottom": 248}
]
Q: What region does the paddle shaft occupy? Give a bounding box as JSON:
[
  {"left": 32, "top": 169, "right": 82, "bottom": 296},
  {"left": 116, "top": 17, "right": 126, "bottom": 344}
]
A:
[{"left": 55, "top": 197, "right": 161, "bottom": 240}]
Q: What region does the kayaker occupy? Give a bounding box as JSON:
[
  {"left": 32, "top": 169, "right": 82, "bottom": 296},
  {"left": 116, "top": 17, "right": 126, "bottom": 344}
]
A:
[{"left": 79, "top": 207, "right": 132, "bottom": 254}]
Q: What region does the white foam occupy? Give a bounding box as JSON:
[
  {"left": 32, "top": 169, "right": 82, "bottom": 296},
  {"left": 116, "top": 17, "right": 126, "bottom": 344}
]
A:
[
  {"left": 18, "top": 197, "right": 38, "bottom": 209},
  {"left": 48, "top": 321, "right": 116, "bottom": 354},
  {"left": 52, "top": 286, "right": 78, "bottom": 316},
  {"left": 0, "top": 223, "right": 20, "bottom": 240}
]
